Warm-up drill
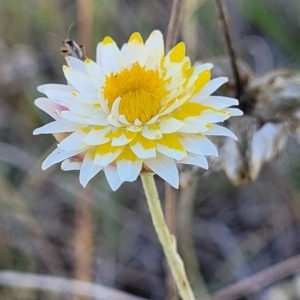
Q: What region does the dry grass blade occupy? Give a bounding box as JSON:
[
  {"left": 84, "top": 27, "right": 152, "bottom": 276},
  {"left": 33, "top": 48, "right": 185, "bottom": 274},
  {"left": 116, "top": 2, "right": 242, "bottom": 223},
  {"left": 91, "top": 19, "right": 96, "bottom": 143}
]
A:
[
  {"left": 210, "top": 254, "right": 300, "bottom": 300},
  {"left": 0, "top": 271, "right": 146, "bottom": 300}
]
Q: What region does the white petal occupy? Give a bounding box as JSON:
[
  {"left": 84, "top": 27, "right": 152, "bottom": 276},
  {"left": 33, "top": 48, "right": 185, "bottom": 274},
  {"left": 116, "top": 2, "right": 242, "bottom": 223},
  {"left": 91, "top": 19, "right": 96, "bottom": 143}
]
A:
[
  {"left": 83, "top": 127, "right": 111, "bottom": 145},
  {"left": 34, "top": 97, "right": 60, "bottom": 120},
  {"left": 79, "top": 154, "right": 103, "bottom": 187},
  {"left": 83, "top": 113, "right": 109, "bottom": 126},
  {"left": 165, "top": 72, "right": 186, "bottom": 91},
  {"left": 33, "top": 119, "right": 80, "bottom": 135},
  {"left": 144, "top": 153, "right": 179, "bottom": 188},
  {"left": 224, "top": 108, "right": 244, "bottom": 116},
  {"left": 96, "top": 42, "right": 103, "bottom": 66},
  {"left": 194, "top": 63, "right": 214, "bottom": 73},
  {"left": 38, "top": 84, "right": 73, "bottom": 94},
  {"left": 145, "top": 114, "right": 159, "bottom": 125},
  {"left": 66, "top": 57, "right": 88, "bottom": 75},
  {"left": 42, "top": 148, "right": 85, "bottom": 170},
  {"left": 43, "top": 89, "right": 75, "bottom": 107},
  {"left": 195, "top": 95, "right": 239, "bottom": 109},
  {"left": 182, "top": 64, "right": 213, "bottom": 90},
  {"left": 71, "top": 91, "right": 98, "bottom": 105},
  {"left": 85, "top": 58, "right": 105, "bottom": 88},
  {"left": 178, "top": 153, "right": 208, "bottom": 169},
  {"left": 120, "top": 43, "right": 127, "bottom": 56},
  {"left": 57, "top": 131, "right": 87, "bottom": 151},
  {"left": 107, "top": 114, "right": 122, "bottom": 127},
  {"left": 104, "top": 165, "right": 123, "bottom": 191},
  {"left": 179, "top": 134, "right": 218, "bottom": 156},
  {"left": 59, "top": 110, "right": 90, "bottom": 124},
  {"left": 123, "top": 33, "right": 147, "bottom": 66},
  {"left": 63, "top": 66, "right": 97, "bottom": 93},
  {"left": 98, "top": 94, "right": 110, "bottom": 114},
  {"left": 61, "top": 159, "right": 82, "bottom": 170},
  {"left": 159, "top": 118, "right": 183, "bottom": 134},
  {"left": 111, "top": 97, "right": 121, "bottom": 118},
  {"left": 163, "top": 55, "right": 187, "bottom": 80},
  {"left": 194, "top": 135, "right": 218, "bottom": 156},
  {"left": 156, "top": 143, "right": 186, "bottom": 160},
  {"left": 119, "top": 115, "right": 130, "bottom": 125},
  {"left": 94, "top": 148, "right": 123, "bottom": 167},
  {"left": 198, "top": 110, "right": 231, "bottom": 123},
  {"left": 204, "top": 124, "right": 238, "bottom": 140},
  {"left": 111, "top": 133, "right": 133, "bottom": 146},
  {"left": 60, "top": 110, "right": 108, "bottom": 126},
  {"left": 178, "top": 117, "right": 208, "bottom": 133},
  {"left": 198, "top": 77, "right": 228, "bottom": 97},
  {"left": 117, "top": 158, "right": 142, "bottom": 182},
  {"left": 101, "top": 39, "right": 123, "bottom": 73},
  {"left": 144, "top": 30, "right": 164, "bottom": 69},
  {"left": 145, "top": 30, "right": 164, "bottom": 53},
  {"left": 159, "top": 99, "right": 181, "bottom": 116},
  {"left": 126, "top": 124, "right": 142, "bottom": 132},
  {"left": 68, "top": 105, "right": 104, "bottom": 118},
  {"left": 44, "top": 90, "right": 100, "bottom": 115},
  {"left": 142, "top": 126, "right": 162, "bottom": 140},
  {"left": 130, "top": 141, "right": 156, "bottom": 159},
  {"left": 134, "top": 119, "right": 142, "bottom": 126}
]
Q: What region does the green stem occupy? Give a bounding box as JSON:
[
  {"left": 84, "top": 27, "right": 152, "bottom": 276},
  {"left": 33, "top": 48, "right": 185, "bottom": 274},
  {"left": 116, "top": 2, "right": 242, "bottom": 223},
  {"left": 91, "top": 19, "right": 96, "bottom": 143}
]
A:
[{"left": 141, "top": 174, "right": 196, "bottom": 300}]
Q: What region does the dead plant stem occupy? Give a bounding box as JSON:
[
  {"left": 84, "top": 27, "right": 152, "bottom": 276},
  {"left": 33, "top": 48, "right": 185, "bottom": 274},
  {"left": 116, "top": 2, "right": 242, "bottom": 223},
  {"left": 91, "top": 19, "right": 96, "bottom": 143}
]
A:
[
  {"left": 210, "top": 253, "right": 300, "bottom": 300},
  {"left": 215, "top": 0, "right": 243, "bottom": 100}
]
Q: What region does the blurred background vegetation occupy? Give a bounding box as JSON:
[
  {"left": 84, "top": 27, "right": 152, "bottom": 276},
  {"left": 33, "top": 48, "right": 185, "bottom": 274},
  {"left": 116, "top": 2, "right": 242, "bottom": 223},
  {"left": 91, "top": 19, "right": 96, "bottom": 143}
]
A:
[{"left": 1, "top": 0, "right": 300, "bottom": 299}]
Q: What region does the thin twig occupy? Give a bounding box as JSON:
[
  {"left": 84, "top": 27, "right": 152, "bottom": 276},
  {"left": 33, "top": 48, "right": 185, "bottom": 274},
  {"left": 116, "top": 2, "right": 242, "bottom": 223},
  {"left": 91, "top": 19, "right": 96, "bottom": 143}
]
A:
[
  {"left": 77, "top": 0, "right": 93, "bottom": 54},
  {"left": 74, "top": 5, "right": 94, "bottom": 299},
  {"left": 0, "top": 271, "right": 145, "bottom": 300},
  {"left": 166, "top": 0, "right": 182, "bottom": 52},
  {"left": 215, "top": 0, "right": 243, "bottom": 100},
  {"left": 73, "top": 187, "right": 93, "bottom": 300},
  {"left": 210, "top": 254, "right": 300, "bottom": 300}
]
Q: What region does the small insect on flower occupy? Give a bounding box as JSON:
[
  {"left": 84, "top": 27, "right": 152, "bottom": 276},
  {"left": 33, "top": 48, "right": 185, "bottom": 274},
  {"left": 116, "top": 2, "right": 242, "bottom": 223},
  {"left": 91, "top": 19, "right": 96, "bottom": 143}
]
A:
[
  {"left": 34, "top": 30, "right": 243, "bottom": 191},
  {"left": 49, "top": 23, "right": 85, "bottom": 60},
  {"left": 60, "top": 39, "right": 85, "bottom": 59}
]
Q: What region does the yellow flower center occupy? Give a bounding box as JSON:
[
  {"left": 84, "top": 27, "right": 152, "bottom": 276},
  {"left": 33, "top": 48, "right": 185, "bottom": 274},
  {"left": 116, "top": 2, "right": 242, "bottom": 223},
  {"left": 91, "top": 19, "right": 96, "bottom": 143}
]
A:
[{"left": 103, "top": 63, "right": 167, "bottom": 124}]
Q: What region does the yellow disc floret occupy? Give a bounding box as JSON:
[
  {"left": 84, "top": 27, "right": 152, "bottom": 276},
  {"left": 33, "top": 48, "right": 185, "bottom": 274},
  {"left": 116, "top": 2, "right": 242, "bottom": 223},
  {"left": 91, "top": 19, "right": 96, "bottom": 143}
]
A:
[{"left": 103, "top": 63, "right": 168, "bottom": 124}]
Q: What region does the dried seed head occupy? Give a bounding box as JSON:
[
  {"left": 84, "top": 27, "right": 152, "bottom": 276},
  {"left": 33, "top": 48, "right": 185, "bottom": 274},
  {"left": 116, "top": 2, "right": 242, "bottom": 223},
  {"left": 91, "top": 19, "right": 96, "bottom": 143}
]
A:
[{"left": 208, "top": 58, "right": 300, "bottom": 185}]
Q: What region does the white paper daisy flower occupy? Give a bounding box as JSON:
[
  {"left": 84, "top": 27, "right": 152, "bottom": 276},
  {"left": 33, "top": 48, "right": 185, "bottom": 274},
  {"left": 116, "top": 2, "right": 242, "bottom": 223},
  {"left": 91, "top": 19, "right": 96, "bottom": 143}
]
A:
[{"left": 33, "top": 30, "right": 242, "bottom": 190}]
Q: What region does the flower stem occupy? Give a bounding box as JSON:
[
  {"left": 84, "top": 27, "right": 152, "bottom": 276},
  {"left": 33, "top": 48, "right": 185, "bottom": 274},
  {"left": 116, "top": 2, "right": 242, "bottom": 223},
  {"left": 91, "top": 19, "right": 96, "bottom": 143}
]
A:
[{"left": 141, "top": 174, "right": 196, "bottom": 300}]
